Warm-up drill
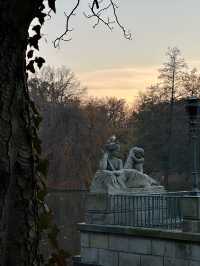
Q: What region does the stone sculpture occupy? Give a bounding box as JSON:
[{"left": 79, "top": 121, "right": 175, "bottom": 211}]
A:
[
  {"left": 90, "top": 137, "right": 164, "bottom": 193},
  {"left": 90, "top": 136, "right": 126, "bottom": 193},
  {"left": 99, "top": 135, "right": 123, "bottom": 171},
  {"left": 124, "top": 146, "right": 160, "bottom": 189},
  {"left": 124, "top": 146, "right": 144, "bottom": 172}
]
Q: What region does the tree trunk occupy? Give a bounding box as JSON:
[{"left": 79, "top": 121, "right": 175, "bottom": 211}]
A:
[
  {"left": 0, "top": 1, "right": 41, "bottom": 265},
  {"left": 163, "top": 66, "right": 176, "bottom": 187}
]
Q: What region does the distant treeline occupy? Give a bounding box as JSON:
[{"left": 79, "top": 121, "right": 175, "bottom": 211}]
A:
[{"left": 29, "top": 47, "right": 200, "bottom": 190}]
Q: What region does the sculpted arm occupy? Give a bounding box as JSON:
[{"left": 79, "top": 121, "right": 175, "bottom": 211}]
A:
[
  {"left": 99, "top": 152, "right": 108, "bottom": 170},
  {"left": 124, "top": 148, "right": 144, "bottom": 169},
  {"left": 124, "top": 155, "right": 132, "bottom": 169},
  {"left": 119, "top": 159, "right": 123, "bottom": 170},
  {"left": 132, "top": 153, "right": 144, "bottom": 163}
]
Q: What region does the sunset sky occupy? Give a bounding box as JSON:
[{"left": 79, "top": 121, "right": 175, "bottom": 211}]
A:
[{"left": 39, "top": 0, "right": 200, "bottom": 103}]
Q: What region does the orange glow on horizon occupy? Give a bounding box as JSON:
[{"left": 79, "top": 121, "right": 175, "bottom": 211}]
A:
[{"left": 77, "top": 66, "right": 159, "bottom": 103}]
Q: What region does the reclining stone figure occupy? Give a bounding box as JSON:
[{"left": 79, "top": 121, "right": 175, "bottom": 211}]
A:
[
  {"left": 124, "top": 146, "right": 159, "bottom": 189},
  {"left": 124, "top": 146, "right": 144, "bottom": 172},
  {"left": 90, "top": 137, "right": 163, "bottom": 193}
]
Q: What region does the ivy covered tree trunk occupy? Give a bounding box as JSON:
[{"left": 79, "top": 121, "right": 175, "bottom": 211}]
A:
[{"left": 0, "top": 1, "right": 42, "bottom": 265}]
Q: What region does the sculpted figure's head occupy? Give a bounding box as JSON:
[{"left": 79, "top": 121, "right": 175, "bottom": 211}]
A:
[
  {"left": 130, "top": 146, "right": 144, "bottom": 160},
  {"left": 105, "top": 135, "right": 120, "bottom": 157}
]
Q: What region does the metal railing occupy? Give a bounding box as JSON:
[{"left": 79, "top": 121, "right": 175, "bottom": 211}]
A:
[
  {"left": 109, "top": 194, "right": 183, "bottom": 230},
  {"left": 87, "top": 192, "right": 185, "bottom": 230}
]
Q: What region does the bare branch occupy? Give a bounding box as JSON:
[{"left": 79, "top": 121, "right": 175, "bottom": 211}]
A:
[
  {"left": 84, "top": 1, "right": 115, "bottom": 31},
  {"left": 110, "top": 0, "right": 132, "bottom": 40},
  {"left": 54, "top": 0, "right": 132, "bottom": 47},
  {"left": 45, "top": 7, "right": 52, "bottom": 20},
  {"left": 84, "top": 0, "right": 132, "bottom": 39},
  {"left": 53, "top": 0, "right": 81, "bottom": 48}
]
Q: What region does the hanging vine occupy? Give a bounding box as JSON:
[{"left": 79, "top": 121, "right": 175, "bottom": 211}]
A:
[{"left": 24, "top": 0, "right": 131, "bottom": 265}]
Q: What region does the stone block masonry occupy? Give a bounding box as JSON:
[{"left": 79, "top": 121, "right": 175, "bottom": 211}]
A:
[{"left": 76, "top": 223, "right": 200, "bottom": 266}]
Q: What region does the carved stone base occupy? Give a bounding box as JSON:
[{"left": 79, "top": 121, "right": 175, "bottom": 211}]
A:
[{"left": 107, "top": 185, "right": 165, "bottom": 195}]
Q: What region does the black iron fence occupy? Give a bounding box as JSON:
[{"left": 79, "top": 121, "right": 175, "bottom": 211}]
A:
[
  {"left": 110, "top": 194, "right": 183, "bottom": 229},
  {"left": 87, "top": 192, "right": 186, "bottom": 230}
]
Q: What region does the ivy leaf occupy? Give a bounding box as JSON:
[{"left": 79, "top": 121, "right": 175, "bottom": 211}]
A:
[
  {"left": 30, "top": 100, "right": 41, "bottom": 116},
  {"left": 26, "top": 60, "right": 35, "bottom": 73},
  {"left": 47, "top": 224, "right": 59, "bottom": 249},
  {"left": 27, "top": 50, "right": 34, "bottom": 59},
  {"left": 32, "top": 135, "right": 42, "bottom": 154},
  {"left": 47, "top": 253, "right": 59, "bottom": 265},
  {"left": 32, "top": 112, "right": 42, "bottom": 129},
  {"left": 35, "top": 57, "right": 46, "bottom": 69},
  {"left": 59, "top": 249, "right": 71, "bottom": 258},
  {"left": 38, "top": 12, "right": 46, "bottom": 25},
  {"left": 39, "top": 212, "right": 52, "bottom": 230},
  {"left": 37, "top": 189, "right": 47, "bottom": 201},
  {"left": 39, "top": 3, "right": 45, "bottom": 11},
  {"left": 28, "top": 34, "right": 41, "bottom": 50},
  {"left": 48, "top": 0, "right": 56, "bottom": 13},
  {"left": 32, "top": 25, "right": 41, "bottom": 36},
  {"left": 38, "top": 158, "right": 49, "bottom": 176}
]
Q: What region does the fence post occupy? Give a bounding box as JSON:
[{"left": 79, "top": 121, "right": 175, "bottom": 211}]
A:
[
  {"left": 85, "top": 193, "right": 112, "bottom": 225},
  {"left": 181, "top": 195, "right": 200, "bottom": 233}
]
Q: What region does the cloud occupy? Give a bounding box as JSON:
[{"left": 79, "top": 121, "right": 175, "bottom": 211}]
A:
[
  {"left": 187, "top": 60, "right": 200, "bottom": 69},
  {"left": 77, "top": 66, "right": 159, "bottom": 102}
]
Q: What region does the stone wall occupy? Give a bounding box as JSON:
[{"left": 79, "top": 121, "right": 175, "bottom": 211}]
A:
[{"left": 77, "top": 223, "right": 200, "bottom": 266}]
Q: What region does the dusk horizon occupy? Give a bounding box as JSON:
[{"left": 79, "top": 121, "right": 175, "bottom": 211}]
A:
[{"left": 39, "top": 0, "right": 200, "bottom": 103}]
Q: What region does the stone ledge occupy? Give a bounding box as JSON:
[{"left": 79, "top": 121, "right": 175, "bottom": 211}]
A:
[
  {"left": 78, "top": 223, "right": 200, "bottom": 243},
  {"left": 72, "top": 256, "right": 102, "bottom": 266}
]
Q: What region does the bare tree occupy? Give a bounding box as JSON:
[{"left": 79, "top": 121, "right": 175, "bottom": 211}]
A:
[
  {"left": 159, "top": 47, "right": 186, "bottom": 102},
  {"left": 181, "top": 68, "right": 200, "bottom": 97},
  {"left": 29, "top": 66, "right": 86, "bottom": 106},
  {"left": 158, "top": 47, "right": 186, "bottom": 185}
]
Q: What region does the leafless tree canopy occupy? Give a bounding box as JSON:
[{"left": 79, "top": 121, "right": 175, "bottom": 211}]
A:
[{"left": 29, "top": 66, "right": 86, "bottom": 105}]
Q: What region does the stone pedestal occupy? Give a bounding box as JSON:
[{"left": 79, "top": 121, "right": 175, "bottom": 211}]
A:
[
  {"left": 181, "top": 196, "right": 200, "bottom": 233},
  {"left": 85, "top": 193, "right": 113, "bottom": 225}
]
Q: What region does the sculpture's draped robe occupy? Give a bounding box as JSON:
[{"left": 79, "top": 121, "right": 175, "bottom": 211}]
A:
[{"left": 90, "top": 153, "right": 164, "bottom": 194}]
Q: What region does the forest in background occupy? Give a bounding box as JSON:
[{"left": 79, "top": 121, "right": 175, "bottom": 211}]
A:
[{"left": 28, "top": 47, "right": 200, "bottom": 191}]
